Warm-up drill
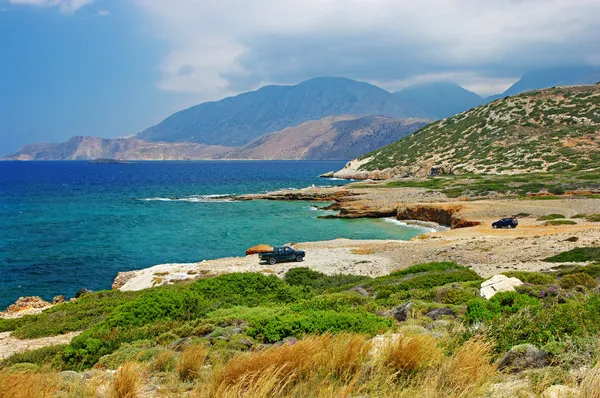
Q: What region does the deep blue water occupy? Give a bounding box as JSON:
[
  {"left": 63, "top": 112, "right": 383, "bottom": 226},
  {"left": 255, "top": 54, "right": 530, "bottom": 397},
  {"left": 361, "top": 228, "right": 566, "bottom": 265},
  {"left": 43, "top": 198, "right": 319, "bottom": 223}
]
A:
[{"left": 0, "top": 161, "right": 424, "bottom": 308}]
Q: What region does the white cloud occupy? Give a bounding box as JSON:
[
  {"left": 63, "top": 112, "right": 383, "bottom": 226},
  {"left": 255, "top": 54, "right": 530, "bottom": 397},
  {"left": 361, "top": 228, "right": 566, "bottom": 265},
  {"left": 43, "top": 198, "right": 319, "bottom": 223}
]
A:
[
  {"left": 95, "top": 8, "right": 109, "bottom": 17},
  {"left": 9, "top": 0, "right": 94, "bottom": 13},
  {"left": 132, "top": 0, "right": 600, "bottom": 98}
]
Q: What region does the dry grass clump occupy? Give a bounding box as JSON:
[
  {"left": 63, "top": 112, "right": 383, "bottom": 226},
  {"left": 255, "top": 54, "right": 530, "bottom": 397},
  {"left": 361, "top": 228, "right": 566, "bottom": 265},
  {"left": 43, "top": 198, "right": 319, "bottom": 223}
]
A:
[
  {"left": 112, "top": 362, "right": 140, "bottom": 398},
  {"left": 580, "top": 362, "right": 600, "bottom": 398},
  {"left": 379, "top": 333, "right": 442, "bottom": 374},
  {"left": 152, "top": 350, "right": 176, "bottom": 372},
  {"left": 0, "top": 370, "right": 60, "bottom": 398},
  {"left": 177, "top": 344, "right": 208, "bottom": 381},
  {"left": 427, "top": 339, "right": 496, "bottom": 397},
  {"left": 205, "top": 334, "right": 370, "bottom": 396}
]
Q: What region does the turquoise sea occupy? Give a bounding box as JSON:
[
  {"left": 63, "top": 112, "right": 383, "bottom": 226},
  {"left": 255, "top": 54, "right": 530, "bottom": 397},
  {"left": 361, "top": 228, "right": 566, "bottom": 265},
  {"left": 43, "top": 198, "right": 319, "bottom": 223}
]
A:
[{"left": 0, "top": 161, "right": 426, "bottom": 308}]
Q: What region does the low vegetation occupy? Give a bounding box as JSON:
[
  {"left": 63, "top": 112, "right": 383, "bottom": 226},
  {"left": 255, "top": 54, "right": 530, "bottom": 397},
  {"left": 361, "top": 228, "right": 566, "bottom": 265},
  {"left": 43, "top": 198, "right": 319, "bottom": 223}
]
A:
[
  {"left": 352, "top": 170, "right": 600, "bottom": 198},
  {"left": 545, "top": 247, "right": 600, "bottom": 262},
  {"left": 358, "top": 85, "right": 600, "bottom": 176},
  {"left": 3, "top": 258, "right": 600, "bottom": 396}
]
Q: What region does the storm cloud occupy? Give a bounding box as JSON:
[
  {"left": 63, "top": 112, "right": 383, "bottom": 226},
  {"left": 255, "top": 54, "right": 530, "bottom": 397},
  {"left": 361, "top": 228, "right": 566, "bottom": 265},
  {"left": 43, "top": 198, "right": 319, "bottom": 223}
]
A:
[{"left": 133, "top": 0, "right": 600, "bottom": 97}]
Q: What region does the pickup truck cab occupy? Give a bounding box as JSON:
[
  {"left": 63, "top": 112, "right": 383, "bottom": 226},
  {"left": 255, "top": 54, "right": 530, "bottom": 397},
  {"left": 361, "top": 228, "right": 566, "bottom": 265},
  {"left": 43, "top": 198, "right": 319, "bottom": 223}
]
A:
[{"left": 259, "top": 246, "right": 305, "bottom": 265}]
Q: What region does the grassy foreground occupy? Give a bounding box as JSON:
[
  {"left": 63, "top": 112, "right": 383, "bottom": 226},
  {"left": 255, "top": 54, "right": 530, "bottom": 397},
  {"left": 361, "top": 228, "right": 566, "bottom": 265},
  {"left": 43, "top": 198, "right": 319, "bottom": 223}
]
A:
[{"left": 2, "top": 255, "right": 600, "bottom": 396}]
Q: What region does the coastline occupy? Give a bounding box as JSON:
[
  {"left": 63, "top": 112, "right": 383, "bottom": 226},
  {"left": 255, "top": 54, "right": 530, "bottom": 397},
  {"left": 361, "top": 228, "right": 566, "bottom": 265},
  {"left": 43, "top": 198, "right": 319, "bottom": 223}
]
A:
[
  {"left": 110, "top": 184, "right": 600, "bottom": 292},
  {"left": 4, "top": 182, "right": 600, "bottom": 310}
]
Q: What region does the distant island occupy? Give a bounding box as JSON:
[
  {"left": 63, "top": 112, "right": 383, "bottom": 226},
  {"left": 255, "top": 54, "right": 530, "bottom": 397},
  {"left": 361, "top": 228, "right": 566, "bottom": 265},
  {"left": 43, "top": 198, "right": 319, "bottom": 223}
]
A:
[{"left": 88, "top": 159, "right": 133, "bottom": 164}]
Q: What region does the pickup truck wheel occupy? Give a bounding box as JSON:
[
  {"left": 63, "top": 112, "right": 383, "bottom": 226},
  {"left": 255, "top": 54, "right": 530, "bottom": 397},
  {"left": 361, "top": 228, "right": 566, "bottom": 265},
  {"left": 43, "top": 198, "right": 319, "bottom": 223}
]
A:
[
  {"left": 268, "top": 257, "right": 276, "bottom": 265},
  {"left": 296, "top": 255, "right": 304, "bottom": 262},
  {"left": 493, "top": 225, "right": 497, "bottom": 229}
]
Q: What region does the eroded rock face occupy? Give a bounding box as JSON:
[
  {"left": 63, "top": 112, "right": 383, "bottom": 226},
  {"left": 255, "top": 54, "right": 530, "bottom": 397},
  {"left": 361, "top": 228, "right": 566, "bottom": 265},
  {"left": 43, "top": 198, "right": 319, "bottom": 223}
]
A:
[
  {"left": 112, "top": 271, "right": 136, "bottom": 290},
  {"left": 246, "top": 244, "right": 274, "bottom": 256},
  {"left": 1, "top": 296, "right": 52, "bottom": 317},
  {"left": 396, "top": 204, "right": 481, "bottom": 229},
  {"left": 52, "top": 295, "right": 66, "bottom": 305},
  {"left": 498, "top": 344, "right": 549, "bottom": 372},
  {"left": 480, "top": 275, "right": 523, "bottom": 299}
]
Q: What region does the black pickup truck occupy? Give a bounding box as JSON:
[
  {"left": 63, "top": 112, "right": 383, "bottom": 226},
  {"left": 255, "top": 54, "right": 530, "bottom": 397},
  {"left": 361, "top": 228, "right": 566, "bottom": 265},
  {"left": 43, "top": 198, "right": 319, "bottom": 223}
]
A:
[{"left": 259, "top": 246, "right": 305, "bottom": 265}]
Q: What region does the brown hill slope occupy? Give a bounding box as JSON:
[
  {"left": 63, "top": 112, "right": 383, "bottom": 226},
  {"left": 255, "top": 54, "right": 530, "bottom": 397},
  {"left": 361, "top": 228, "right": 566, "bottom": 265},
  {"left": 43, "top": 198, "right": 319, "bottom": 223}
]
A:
[{"left": 222, "top": 116, "right": 428, "bottom": 160}]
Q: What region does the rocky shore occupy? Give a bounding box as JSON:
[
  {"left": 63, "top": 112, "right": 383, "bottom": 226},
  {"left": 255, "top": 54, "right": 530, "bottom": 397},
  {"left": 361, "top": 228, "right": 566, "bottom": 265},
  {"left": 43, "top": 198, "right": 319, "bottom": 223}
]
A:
[{"left": 109, "top": 185, "right": 600, "bottom": 291}]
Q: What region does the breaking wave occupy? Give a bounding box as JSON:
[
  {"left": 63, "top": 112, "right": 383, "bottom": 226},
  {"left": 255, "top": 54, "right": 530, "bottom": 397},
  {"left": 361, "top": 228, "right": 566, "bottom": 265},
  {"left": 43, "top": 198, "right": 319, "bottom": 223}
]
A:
[
  {"left": 138, "top": 194, "right": 235, "bottom": 203},
  {"left": 382, "top": 218, "right": 439, "bottom": 233}
]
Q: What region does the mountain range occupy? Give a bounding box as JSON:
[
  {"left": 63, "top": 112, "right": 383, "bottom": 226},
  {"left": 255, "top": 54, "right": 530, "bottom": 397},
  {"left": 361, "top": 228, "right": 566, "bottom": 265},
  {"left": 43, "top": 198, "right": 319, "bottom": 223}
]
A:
[{"left": 4, "top": 66, "right": 600, "bottom": 161}]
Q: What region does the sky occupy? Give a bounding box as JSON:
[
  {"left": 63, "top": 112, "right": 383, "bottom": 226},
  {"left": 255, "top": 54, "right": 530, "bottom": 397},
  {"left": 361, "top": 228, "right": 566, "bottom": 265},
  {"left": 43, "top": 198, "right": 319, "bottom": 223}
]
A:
[{"left": 1, "top": 0, "right": 600, "bottom": 154}]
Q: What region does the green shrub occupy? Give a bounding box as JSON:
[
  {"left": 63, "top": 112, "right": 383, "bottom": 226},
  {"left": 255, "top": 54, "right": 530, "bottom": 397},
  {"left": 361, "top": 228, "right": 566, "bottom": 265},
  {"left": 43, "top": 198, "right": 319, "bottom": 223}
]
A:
[
  {"left": 283, "top": 268, "right": 370, "bottom": 293},
  {"left": 537, "top": 214, "right": 566, "bottom": 221},
  {"left": 485, "top": 295, "right": 600, "bottom": 353},
  {"left": 436, "top": 285, "right": 478, "bottom": 305},
  {"left": 586, "top": 214, "right": 600, "bottom": 222},
  {"left": 502, "top": 271, "right": 556, "bottom": 285},
  {"left": 490, "top": 291, "right": 540, "bottom": 313},
  {"left": 247, "top": 310, "right": 391, "bottom": 343},
  {"left": 0, "top": 290, "right": 142, "bottom": 339},
  {"left": 515, "top": 284, "right": 554, "bottom": 298},
  {"left": 0, "top": 345, "right": 64, "bottom": 369},
  {"left": 558, "top": 264, "right": 600, "bottom": 278},
  {"left": 559, "top": 273, "right": 598, "bottom": 289},
  {"left": 290, "top": 294, "right": 369, "bottom": 312},
  {"left": 371, "top": 268, "right": 482, "bottom": 300},
  {"left": 96, "top": 340, "right": 162, "bottom": 369},
  {"left": 545, "top": 247, "right": 600, "bottom": 262},
  {"left": 544, "top": 220, "right": 577, "bottom": 226},
  {"left": 465, "top": 298, "right": 501, "bottom": 323},
  {"left": 389, "top": 262, "right": 462, "bottom": 276},
  {"left": 548, "top": 186, "right": 566, "bottom": 195}
]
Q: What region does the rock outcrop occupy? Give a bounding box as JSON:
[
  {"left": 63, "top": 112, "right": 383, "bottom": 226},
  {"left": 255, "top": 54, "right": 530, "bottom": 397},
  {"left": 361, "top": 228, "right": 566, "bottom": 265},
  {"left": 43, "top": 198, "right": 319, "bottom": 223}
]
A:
[
  {"left": 396, "top": 205, "right": 481, "bottom": 229},
  {"left": 480, "top": 275, "right": 524, "bottom": 299},
  {"left": 112, "top": 271, "right": 137, "bottom": 290},
  {"left": 498, "top": 344, "right": 549, "bottom": 372},
  {"left": 0, "top": 296, "right": 52, "bottom": 319},
  {"left": 246, "top": 244, "right": 274, "bottom": 256}
]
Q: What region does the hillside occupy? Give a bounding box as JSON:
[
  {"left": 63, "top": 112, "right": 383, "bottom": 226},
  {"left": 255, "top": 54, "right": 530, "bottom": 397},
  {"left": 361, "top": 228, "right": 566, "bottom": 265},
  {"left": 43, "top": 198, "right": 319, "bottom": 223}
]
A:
[
  {"left": 135, "top": 77, "right": 429, "bottom": 146},
  {"left": 333, "top": 84, "right": 600, "bottom": 179},
  {"left": 3, "top": 116, "right": 427, "bottom": 161},
  {"left": 394, "top": 82, "right": 484, "bottom": 119},
  {"left": 3, "top": 136, "right": 232, "bottom": 161},
  {"left": 222, "top": 115, "right": 428, "bottom": 160}
]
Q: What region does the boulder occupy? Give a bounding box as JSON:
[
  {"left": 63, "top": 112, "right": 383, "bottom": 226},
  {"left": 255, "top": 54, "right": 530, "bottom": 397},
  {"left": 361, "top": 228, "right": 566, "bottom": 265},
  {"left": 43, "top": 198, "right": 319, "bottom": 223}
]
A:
[
  {"left": 498, "top": 344, "right": 549, "bottom": 372},
  {"left": 168, "top": 337, "right": 192, "bottom": 351},
  {"left": 425, "top": 307, "right": 456, "bottom": 320},
  {"left": 387, "top": 301, "right": 413, "bottom": 322},
  {"left": 480, "top": 275, "right": 523, "bottom": 299},
  {"left": 52, "top": 295, "right": 66, "bottom": 304},
  {"left": 75, "top": 288, "right": 93, "bottom": 298},
  {"left": 246, "top": 244, "right": 274, "bottom": 256}
]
